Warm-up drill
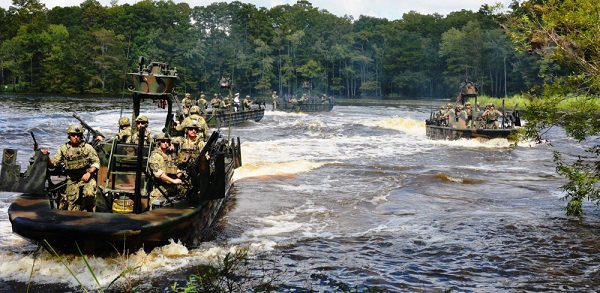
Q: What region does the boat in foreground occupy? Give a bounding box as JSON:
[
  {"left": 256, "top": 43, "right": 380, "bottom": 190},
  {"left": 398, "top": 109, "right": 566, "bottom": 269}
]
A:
[{"left": 4, "top": 57, "right": 242, "bottom": 254}]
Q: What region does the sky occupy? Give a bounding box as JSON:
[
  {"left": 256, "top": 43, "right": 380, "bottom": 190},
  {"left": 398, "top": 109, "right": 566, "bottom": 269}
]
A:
[{"left": 0, "top": 0, "right": 511, "bottom": 20}]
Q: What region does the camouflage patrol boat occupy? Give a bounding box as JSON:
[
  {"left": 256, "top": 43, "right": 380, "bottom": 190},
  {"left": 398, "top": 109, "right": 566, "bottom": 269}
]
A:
[
  {"left": 275, "top": 96, "right": 334, "bottom": 112},
  {"left": 205, "top": 105, "right": 265, "bottom": 128},
  {"left": 425, "top": 80, "right": 521, "bottom": 140},
  {"left": 4, "top": 58, "right": 242, "bottom": 254}
]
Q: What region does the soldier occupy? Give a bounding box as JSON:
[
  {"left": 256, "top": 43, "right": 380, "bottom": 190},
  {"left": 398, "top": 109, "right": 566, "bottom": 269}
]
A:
[
  {"left": 221, "top": 95, "right": 232, "bottom": 112},
  {"left": 272, "top": 91, "right": 279, "bottom": 111},
  {"left": 465, "top": 102, "right": 474, "bottom": 128},
  {"left": 456, "top": 105, "right": 468, "bottom": 128},
  {"left": 442, "top": 103, "right": 456, "bottom": 126},
  {"left": 242, "top": 95, "right": 253, "bottom": 111},
  {"left": 175, "top": 105, "right": 209, "bottom": 140},
  {"left": 127, "top": 115, "right": 153, "bottom": 145},
  {"left": 115, "top": 116, "right": 132, "bottom": 143},
  {"left": 173, "top": 121, "right": 206, "bottom": 169},
  {"left": 148, "top": 133, "right": 182, "bottom": 208},
  {"left": 197, "top": 94, "right": 208, "bottom": 114},
  {"left": 434, "top": 106, "right": 446, "bottom": 126},
  {"left": 481, "top": 103, "right": 504, "bottom": 129},
  {"left": 288, "top": 95, "right": 299, "bottom": 111},
  {"left": 210, "top": 94, "right": 221, "bottom": 115},
  {"left": 182, "top": 93, "right": 193, "bottom": 111},
  {"left": 41, "top": 125, "right": 100, "bottom": 211}
]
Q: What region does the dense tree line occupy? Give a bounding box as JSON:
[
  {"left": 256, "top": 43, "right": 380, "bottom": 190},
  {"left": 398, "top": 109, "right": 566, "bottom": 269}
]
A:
[{"left": 0, "top": 0, "right": 548, "bottom": 99}]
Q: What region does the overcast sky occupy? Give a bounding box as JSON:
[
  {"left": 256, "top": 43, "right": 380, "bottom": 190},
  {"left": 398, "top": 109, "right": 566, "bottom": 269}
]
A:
[{"left": 0, "top": 0, "right": 511, "bottom": 20}]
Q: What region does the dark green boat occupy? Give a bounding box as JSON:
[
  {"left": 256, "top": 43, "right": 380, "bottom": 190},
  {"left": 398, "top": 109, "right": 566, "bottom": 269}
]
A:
[{"left": 5, "top": 58, "right": 242, "bottom": 254}]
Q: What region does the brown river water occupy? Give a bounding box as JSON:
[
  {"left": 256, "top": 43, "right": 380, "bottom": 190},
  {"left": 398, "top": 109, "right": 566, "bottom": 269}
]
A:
[{"left": 0, "top": 94, "right": 599, "bottom": 292}]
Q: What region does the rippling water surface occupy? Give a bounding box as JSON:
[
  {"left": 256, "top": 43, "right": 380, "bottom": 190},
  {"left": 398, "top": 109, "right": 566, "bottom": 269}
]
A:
[{"left": 1, "top": 94, "right": 599, "bottom": 292}]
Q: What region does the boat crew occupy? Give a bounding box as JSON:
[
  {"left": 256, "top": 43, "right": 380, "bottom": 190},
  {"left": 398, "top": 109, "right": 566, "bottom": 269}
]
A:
[
  {"left": 41, "top": 125, "right": 100, "bottom": 212},
  {"left": 210, "top": 94, "right": 221, "bottom": 115},
  {"left": 175, "top": 106, "right": 209, "bottom": 140},
  {"left": 127, "top": 115, "right": 152, "bottom": 145},
  {"left": 481, "top": 103, "right": 504, "bottom": 129},
  {"left": 243, "top": 95, "right": 253, "bottom": 111},
  {"left": 148, "top": 133, "right": 182, "bottom": 208},
  {"left": 182, "top": 93, "right": 194, "bottom": 111},
  {"left": 197, "top": 94, "right": 208, "bottom": 114},
  {"left": 114, "top": 116, "right": 132, "bottom": 143}
]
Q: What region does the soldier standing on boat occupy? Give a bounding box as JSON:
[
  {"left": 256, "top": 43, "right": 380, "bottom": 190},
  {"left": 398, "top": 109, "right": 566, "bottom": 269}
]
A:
[
  {"left": 182, "top": 93, "right": 193, "bottom": 111},
  {"left": 243, "top": 95, "right": 253, "bottom": 111},
  {"left": 481, "top": 103, "right": 504, "bottom": 129},
  {"left": 434, "top": 106, "right": 446, "bottom": 126},
  {"left": 127, "top": 115, "right": 153, "bottom": 145},
  {"left": 442, "top": 103, "right": 455, "bottom": 126},
  {"left": 114, "top": 116, "right": 132, "bottom": 143},
  {"left": 233, "top": 93, "right": 241, "bottom": 112},
  {"left": 197, "top": 94, "right": 208, "bottom": 115},
  {"left": 465, "top": 102, "right": 474, "bottom": 128},
  {"left": 210, "top": 94, "right": 221, "bottom": 115},
  {"left": 456, "top": 105, "right": 468, "bottom": 128},
  {"left": 148, "top": 133, "right": 182, "bottom": 208},
  {"left": 221, "top": 95, "right": 232, "bottom": 113},
  {"left": 41, "top": 125, "right": 100, "bottom": 212},
  {"left": 272, "top": 91, "right": 279, "bottom": 111}
]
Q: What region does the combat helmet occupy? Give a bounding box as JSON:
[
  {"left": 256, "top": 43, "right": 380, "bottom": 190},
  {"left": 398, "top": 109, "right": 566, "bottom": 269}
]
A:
[
  {"left": 119, "top": 116, "right": 130, "bottom": 127},
  {"left": 67, "top": 124, "right": 84, "bottom": 137},
  {"left": 135, "top": 115, "right": 148, "bottom": 123},
  {"left": 153, "top": 133, "right": 171, "bottom": 141},
  {"left": 190, "top": 106, "right": 200, "bottom": 115}
]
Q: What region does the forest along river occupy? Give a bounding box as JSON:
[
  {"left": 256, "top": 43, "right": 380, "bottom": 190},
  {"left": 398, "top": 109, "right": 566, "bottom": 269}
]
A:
[{"left": 0, "top": 94, "right": 599, "bottom": 292}]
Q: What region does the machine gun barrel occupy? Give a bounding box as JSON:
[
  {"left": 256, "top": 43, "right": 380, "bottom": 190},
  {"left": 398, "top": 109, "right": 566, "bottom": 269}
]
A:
[
  {"left": 30, "top": 131, "right": 39, "bottom": 151},
  {"left": 72, "top": 113, "right": 105, "bottom": 146}
]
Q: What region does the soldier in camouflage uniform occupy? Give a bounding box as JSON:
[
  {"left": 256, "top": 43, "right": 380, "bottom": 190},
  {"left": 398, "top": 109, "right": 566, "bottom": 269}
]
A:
[
  {"left": 114, "top": 116, "right": 132, "bottom": 143},
  {"left": 41, "top": 125, "right": 100, "bottom": 211},
  {"left": 175, "top": 106, "right": 209, "bottom": 140},
  {"left": 434, "top": 106, "right": 446, "bottom": 125},
  {"left": 481, "top": 103, "right": 504, "bottom": 129},
  {"left": 173, "top": 121, "right": 206, "bottom": 169},
  {"left": 148, "top": 133, "right": 182, "bottom": 208},
  {"left": 127, "top": 115, "right": 153, "bottom": 145},
  {"left": 242, "top": 95, "right": 253, "bottom": 111},
  {"left": 182, "top": 93, "right": 193, "bottom": 112},
  {"left": 197, "top": 94, "right": 208, "bottom": 114},
  {"left": 221, "top": 96, "right": 232, "bottom": 112},
  {"left": 210, "top": 94, "right": 221, "bottom": 115}
]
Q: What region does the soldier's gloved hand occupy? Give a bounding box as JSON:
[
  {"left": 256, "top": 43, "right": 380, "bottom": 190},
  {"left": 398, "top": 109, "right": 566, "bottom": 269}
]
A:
[{"left": 172, "top": 178, "right": 183, "bottom": 185}]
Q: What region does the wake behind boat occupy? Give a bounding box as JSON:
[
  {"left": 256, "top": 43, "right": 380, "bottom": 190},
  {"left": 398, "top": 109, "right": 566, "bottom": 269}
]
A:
[{"left": 4, "top": 57, "right": 242, "bottom": 254}]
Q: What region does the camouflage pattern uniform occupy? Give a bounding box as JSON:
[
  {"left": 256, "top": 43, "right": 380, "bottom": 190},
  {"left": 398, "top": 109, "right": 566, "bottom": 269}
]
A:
[
  {"left": 52, "top": 125, "right": 100, "bottom": 211},
  {"left": 197, "top": 94, "right": 208, "bottom": 114},
  {"left": 242, "top": 95, "right": 253, "bottom": 111},
  {"left": 127, "top": 115, "right": 152, "bottom": 145},
  {"left": 182, "top": 93, "right": 193, "bottom": 110},
  {"left": 115, "top": 116, "right": 132, "bottom": 143},
  {"left": 221, "top": 96, "right": 231, "bottom": 112},
  {"left": 465, "top": 102, "right": 473, "bottom": 128},
  {"left": 434, "top": 106, "right": 445, "bottom": 125},
  {"left": 456, "top": 105, "right": 468, "bottom": 128},
  {"left": 210, "top": 94, "right": 221, "bottom": 115},
  {"left": 175, "top": 106, "right": 209, "bottom": 139},
  {"left": 482, "top": 104, "right": 503, "bottom": 129},
  {"left": 148, "top": 133, "right": 180, "bottom": 207}
]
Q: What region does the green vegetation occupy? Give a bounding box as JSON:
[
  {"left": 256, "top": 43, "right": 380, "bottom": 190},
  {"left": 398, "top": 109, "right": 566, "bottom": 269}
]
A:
[
  {"left": 505, "top": 0, "right": 600, "bottom": 217},
  {"left": 1, "top": 0, "right": 539, "bottom": 99}
]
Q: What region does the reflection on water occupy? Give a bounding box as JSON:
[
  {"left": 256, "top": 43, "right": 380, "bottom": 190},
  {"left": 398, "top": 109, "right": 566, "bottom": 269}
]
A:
[{"left": 1, "top": 95, "right": 599, "bottom": 291}]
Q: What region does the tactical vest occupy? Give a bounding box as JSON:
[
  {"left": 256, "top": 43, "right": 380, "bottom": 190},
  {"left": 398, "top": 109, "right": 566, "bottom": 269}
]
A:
[
  {"left": 486, "top": 111, "right": 498, "bottom": 121},
  {"left": 62, "top": 145, "right": 88, "bottom": 170}
]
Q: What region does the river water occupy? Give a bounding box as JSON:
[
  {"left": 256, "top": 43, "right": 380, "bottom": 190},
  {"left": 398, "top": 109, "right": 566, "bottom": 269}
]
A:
[{"left": 0, "top": 94, "right": 599, "bottom": 292}]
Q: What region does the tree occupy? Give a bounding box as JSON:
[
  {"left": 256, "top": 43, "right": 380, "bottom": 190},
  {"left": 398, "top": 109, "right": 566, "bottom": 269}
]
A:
[{"left": 504, "top": 0, "right": 600, "bottom": 217}]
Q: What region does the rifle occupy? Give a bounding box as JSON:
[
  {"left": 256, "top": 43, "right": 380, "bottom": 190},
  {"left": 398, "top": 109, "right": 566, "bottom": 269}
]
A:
[
  {"left": 30, "top": 131, "right": 39, "bottom": 151},
  {"left": 73, "top": 113, "right": 105, "bottom": 146}
]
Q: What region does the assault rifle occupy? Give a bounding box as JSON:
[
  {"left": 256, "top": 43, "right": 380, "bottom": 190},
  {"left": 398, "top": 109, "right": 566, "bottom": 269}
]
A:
[
  {"left": 73, "top": 113, "right": 106, "bottom": 147},
  {"left": 183, "top": 131, "right": 220, "bottom": 199}
]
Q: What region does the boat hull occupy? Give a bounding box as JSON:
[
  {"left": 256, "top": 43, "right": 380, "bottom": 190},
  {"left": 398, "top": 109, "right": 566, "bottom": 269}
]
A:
[
  {"left": 8, "top": 193, "right": 227, "bottom": 254},
  {"left": 426, "top": 125, "right": 515, "bottom": 140},
  {"left": 277, "top": 102, "right": 334, "bottom": 112},
  {"left": 205, "top": 108, "right": 265, "bottom": 127}
]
